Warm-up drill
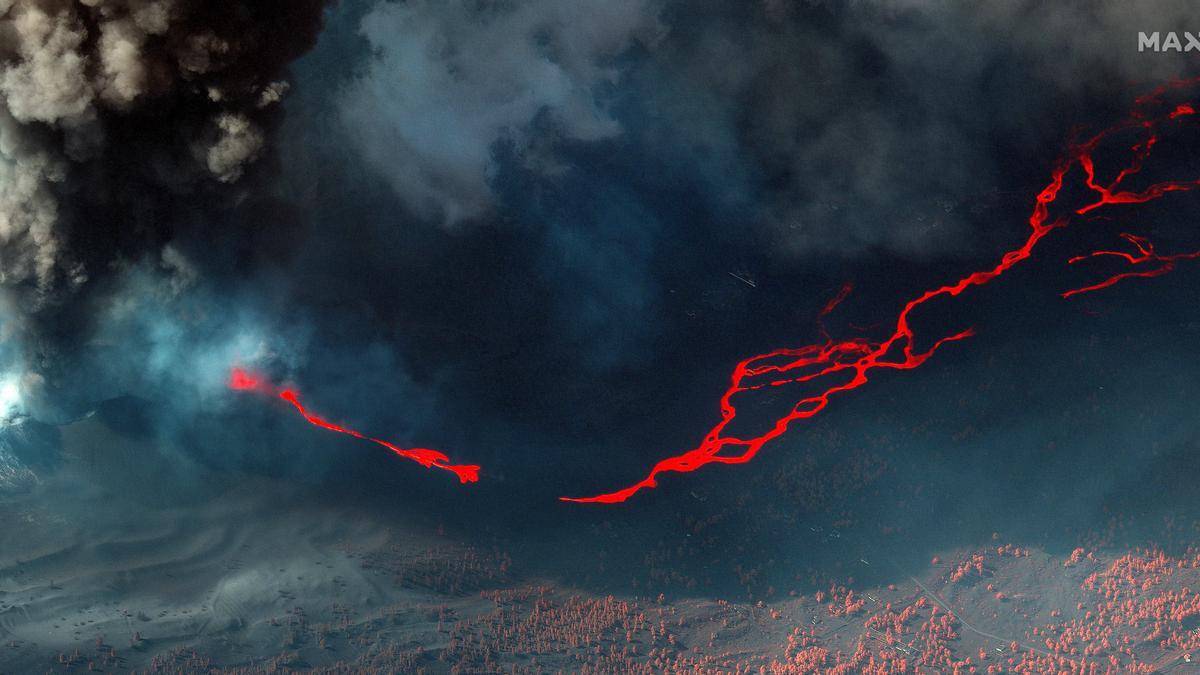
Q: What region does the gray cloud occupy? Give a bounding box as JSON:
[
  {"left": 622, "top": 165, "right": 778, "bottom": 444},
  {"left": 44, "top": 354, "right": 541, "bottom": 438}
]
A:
[
  {"left": 0, "top": 0, "right": 329, "bottom": 287},
  {"left": 340, "top": 0, "right": 664, "bottom": 225},
  {"left": 335, "top": 0, "right": 1197, "bottom": 259},
  {"left": 0, "top": 105, "right": 66, "bottom": 287},
  {"left": 624, "top": 0, "right": 1200, "bottom": 261}
]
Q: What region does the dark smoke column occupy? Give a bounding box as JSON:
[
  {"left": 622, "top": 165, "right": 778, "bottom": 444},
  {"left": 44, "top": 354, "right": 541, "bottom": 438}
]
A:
[{"left": 0, "top": 0, "right": 329, "bottom": 420}]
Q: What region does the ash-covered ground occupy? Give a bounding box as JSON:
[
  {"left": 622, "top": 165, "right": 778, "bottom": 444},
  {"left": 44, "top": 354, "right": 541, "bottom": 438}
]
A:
[{"left": 6, "top": 318, "right": 1200, "bottom": 674}]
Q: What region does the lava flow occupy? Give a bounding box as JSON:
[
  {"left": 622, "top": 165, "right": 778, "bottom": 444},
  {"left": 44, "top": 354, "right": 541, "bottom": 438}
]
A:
[
  {"left": 229, "top": 368, "right": 480, "bottom": 484},
  {"left": 562, "top": 80, "right": 1200, "bottom": 504},
  {"left": 1063, "top": 232, "right": 1200, "bottom": 299}
]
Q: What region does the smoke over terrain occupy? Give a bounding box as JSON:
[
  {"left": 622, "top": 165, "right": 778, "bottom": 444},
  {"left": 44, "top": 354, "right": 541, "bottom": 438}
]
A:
[
  {"left": 0, "top": 0, "right": 328, "bottom": 425},
  {"left": 1, "top": 0, "right": 1197, "bottom": 476},
  {"left": 2, "top": 1, "right": 1200, "bottom": 672}
]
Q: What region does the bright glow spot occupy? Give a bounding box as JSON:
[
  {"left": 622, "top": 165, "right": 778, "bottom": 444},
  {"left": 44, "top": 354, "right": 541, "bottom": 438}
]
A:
[{"left": 0, "top": 378, "right": 22, "bottom": 421}]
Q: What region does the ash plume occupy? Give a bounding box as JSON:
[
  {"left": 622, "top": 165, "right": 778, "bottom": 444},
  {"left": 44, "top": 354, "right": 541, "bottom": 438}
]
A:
[{"left": 0, "top": 0, "right": 329, "bottom": 421}]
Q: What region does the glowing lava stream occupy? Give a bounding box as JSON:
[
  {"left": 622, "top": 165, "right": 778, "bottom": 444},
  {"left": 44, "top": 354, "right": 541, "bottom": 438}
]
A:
[
  {"left": 562, "top": 80, "right": 1200, "bottom": 504},
  {"left": 229, "top": 368, "right": 480, "bottom": 484}
]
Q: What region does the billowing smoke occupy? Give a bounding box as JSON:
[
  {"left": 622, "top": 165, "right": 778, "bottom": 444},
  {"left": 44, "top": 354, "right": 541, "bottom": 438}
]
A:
[
  {"left": 340, "top": 0, "right": 665, "bottom": 225},
  {"left": 0, "top": 0, "right": 1196, "bottom": 501},
  {"left": 615, "top": 0, "right": 1200, "bottom": 261},
  {"left": 0, "top": 0, "right": 329, "bottom": 421},
  {"left": 262, "top": 0, "right": 1200, "bottom": 499}
]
